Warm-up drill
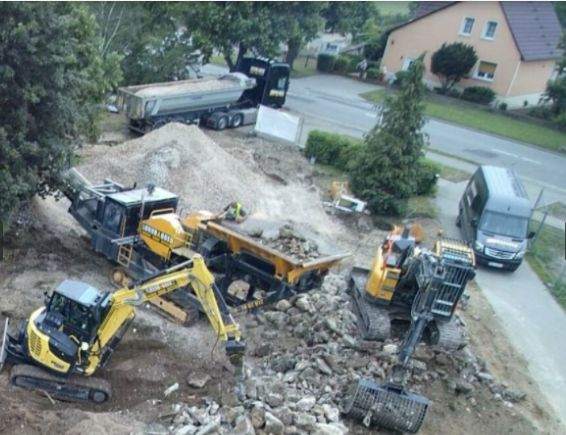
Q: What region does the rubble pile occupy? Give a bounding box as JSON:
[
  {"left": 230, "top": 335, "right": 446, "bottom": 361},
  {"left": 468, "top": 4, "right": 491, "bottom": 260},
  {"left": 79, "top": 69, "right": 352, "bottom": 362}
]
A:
[
  {"left": 254, "top": 224, "right": 321, "bottom": 261},
  {"left": 158, "top": 274, "right": 525, "bottom": 435}
]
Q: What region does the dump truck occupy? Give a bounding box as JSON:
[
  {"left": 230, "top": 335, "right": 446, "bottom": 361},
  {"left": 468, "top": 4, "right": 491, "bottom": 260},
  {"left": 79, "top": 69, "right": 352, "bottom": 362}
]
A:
[
  {"left": 61, "top": 169, "right": 348, "bottom": 324},
  {"left": 117, "top": 56, "right": 290, "bottom": 134}
]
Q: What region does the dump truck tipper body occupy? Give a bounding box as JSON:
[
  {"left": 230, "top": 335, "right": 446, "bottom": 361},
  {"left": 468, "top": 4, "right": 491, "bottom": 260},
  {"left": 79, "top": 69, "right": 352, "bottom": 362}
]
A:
[{"left": 117, "top": 56, "right": 290, "bottom": 134}]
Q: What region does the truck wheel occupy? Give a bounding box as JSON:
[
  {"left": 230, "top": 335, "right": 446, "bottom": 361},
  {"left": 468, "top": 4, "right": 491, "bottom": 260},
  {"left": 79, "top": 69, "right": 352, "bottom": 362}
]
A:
[
  {"left": 216, "top": 116, "right": 228, "bottom": 130},
  {"left": 230, "top": 113, "right": 243, "bottom": 128},
  {"left": 153, "top": 119, "right": 168, "bottom": 130}
]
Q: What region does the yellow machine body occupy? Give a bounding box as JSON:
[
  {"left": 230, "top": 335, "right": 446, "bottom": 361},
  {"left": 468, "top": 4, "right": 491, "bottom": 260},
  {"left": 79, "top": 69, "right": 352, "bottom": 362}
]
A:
[
  {"left": 365, "top": 244, "right": 402, "bottom": 303},
  {"left": 23, "top": 255, "right": 241, "bottom": 378},
  {"left": 140, "top": 211, "right": 192, "bottom": 260}
]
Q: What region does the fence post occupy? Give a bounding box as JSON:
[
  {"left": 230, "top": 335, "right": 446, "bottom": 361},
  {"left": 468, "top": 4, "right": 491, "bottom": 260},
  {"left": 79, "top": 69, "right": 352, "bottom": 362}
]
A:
[
  {"left": 533, "top": 187, "right": 545, "bottom": 211},
  {"left": 529, "top": 209, "right": 548, "bottom": 251}
]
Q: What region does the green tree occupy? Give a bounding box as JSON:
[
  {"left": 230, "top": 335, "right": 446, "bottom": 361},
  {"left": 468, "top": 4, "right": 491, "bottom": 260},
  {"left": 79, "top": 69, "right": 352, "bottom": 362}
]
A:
[
  {"left": 89, "top": 2, "right": 197, "bottom": 85},
  {"left": 431, "top": 42, "right": 478, "bottom": 92},
  {"left": 281, "top": 2, "right": 326, "bottom": 70},
  {"left": 322, "top": 2, "right": 378, "bottom": 39},
  {"left": 0, "top": 3, "right": 116, "bottom": 223},
  {"left": 181, "top": 2, "right": 286, "bottom": 71},
  {"left": 350, "top": 55, "right": 428, "bottom": 215},
  {"left": 543, "top": 75, "right": 566, "bottom": 115}
]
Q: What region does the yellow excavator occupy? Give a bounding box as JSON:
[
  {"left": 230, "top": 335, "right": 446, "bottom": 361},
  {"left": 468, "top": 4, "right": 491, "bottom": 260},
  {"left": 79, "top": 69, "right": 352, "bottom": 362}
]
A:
[
  {"left": 0, "top": 255, "right": 244, "bottom": 403},
  {"left": 343, "top": 229, "right": 476, "bottom": 433}
]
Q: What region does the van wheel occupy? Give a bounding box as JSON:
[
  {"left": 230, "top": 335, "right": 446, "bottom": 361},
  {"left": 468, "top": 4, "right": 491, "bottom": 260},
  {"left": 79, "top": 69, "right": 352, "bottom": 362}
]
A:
[
  {"left": 507, "top": 263, "right": 521, "bottom": 272},
  {"left": 455, "top": 212, "right": 461, "bottom": 227}
]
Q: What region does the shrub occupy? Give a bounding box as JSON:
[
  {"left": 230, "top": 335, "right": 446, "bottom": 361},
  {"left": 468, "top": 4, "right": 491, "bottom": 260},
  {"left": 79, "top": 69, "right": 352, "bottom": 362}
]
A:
[
  {"left": 461, "top": 86, "right": 496, "bottom": 105},
  {"left": 367, "top": 60, "right": 380, "bottom": 70},
  {"left": 334, "top": 55, "right": 350, "bottom": 73},
  {"left": 305, "top": 130, "right": 361, "bottom": 170},
  {"left": 554, "top": 112, "right": 566, "bottom": 130},
  {"left": 317, "top": 53, "right": 336, "bottom": 72},
  {"left": 499, "top": 102, "right": 508, "bottom": 111},
  {"left": 394, "top": 70, "right": 409, "bottom": 86},
  {"left": 529, "top": 105, "right": 552, "bottom": 120},
  {"left": 448, "top": 88, "right": 462, "bottom": 98},
  {"left": 366, "top": 68, "right": 381, "bottom": 80},
  {"left": 343, "top": 53, "right": 363, "bottom": 72},
  {"left": 414, "top": 159, "right": 440, "bottom": 196}
]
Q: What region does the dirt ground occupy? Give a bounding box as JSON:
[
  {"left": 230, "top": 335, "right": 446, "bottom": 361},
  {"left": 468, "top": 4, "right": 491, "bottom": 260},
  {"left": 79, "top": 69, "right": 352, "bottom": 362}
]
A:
[{"left": 0, "top": 123, "right": 562, "bottom": 434}]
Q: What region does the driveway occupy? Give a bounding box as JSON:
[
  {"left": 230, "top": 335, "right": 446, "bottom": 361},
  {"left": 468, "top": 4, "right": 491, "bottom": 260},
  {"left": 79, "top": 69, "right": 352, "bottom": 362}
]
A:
[{"left": 436, "top": 176, "right": 566, "bottom": 425}]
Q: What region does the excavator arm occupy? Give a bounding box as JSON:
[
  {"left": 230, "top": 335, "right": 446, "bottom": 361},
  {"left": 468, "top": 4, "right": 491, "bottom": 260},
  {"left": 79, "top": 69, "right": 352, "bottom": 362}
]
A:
[{"left": 107, "top": 255, "right": 244, "bottom": 354}]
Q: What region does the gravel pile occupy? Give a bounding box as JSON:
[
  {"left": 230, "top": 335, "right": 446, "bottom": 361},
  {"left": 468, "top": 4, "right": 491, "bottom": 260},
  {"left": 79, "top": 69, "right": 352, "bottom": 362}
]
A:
[{"left": 78, "top": 124, "right": 343, "bottom": 247}]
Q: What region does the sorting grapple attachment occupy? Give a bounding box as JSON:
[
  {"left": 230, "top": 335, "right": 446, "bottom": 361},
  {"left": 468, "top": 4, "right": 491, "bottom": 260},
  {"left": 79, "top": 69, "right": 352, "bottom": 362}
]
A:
[{"left": 342, "top": 379, "right": 430, "bottom": 434}]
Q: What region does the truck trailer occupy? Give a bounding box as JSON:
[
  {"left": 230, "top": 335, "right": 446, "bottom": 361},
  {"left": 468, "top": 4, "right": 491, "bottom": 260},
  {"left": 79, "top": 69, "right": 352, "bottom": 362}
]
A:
[{"left": 117, "top": 56, "right": 290, "bottom": 134}]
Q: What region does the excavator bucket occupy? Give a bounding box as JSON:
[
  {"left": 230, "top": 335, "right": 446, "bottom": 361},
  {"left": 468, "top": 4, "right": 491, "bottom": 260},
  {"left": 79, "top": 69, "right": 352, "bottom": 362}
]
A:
[
  {"left": 342, "top": 379, "right": 430, "bottom": 434},
  {"left": 1, "top": 318, "right": 9, "bottom": 371}
]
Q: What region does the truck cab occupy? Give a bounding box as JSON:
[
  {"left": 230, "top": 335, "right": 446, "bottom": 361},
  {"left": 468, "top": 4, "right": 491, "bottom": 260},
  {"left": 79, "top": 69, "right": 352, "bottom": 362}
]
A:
[
  {"left": 457, "top": 166, "right": 533, "bottom": 271},
  {"left": 235, "top": 56, "right": 290, "bottom": 108}
]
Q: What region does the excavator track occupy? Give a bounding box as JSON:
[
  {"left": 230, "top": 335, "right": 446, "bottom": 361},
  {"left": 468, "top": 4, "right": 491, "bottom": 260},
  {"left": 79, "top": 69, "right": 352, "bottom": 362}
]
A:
[
  {"left": 350, "top": 272, "right": 391, "bottom": 341},
  {"left": 434, "top": 318, "right": 466, "bottom": 351},
  {"left": 10, "top": 365, "right": 112, "bottom": 404}
]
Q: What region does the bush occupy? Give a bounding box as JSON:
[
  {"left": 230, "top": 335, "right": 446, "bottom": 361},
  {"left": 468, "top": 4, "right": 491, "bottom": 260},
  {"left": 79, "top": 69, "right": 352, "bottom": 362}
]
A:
[
  {"left": 554, "top": 112, "right": 566, "bottom": 130},
  {"left": 499, "top": 102, "right": 508, "bottom": 111},
  {"left": 334, "top": 55, "right": 350, "bottom": 74},
  {"left": 317, "top": 53, "right": 336, "bottom": 72},
  {"left": 528, "top": 105, "right": 552, "bottom": 120},
  {"left": 461, "top": 86, "right": 496, "bottom": 105},
  {"left": 414, "top": 159, "right": 440, "bottom": 196},
  {"left": 448, "top": 88, "right": 462, "bottom": 98},
  {"left": 343, "top": 53, "right": 363, "bottom": 72},
  {"left": 367, "top": 60, "right": 380, "bottom": 70},
  {"left": 305, "top": 130, "right": 361, "bottom": 170},
  {"left": 366, "top": 68, "right": 381, "bottom": 80},
  {"left": 394, "top": 70, "right": 409, "bottom": 86}
]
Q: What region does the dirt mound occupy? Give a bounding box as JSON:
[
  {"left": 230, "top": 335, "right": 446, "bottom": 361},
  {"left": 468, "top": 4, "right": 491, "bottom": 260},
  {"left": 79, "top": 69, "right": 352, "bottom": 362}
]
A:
[{"left": 77, "top": 123, "right": 343, "bottom": 246}]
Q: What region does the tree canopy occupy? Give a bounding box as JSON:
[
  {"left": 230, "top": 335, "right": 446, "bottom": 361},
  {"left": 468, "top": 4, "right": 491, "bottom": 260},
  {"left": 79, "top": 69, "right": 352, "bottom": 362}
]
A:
[
  {"left": 351, "top": 55, "right": 429, "bottom": 215},
  {"left": 0, "top": 3, "right": 118, "bottom": 222},
  {"left": 431, "top": 42, "right": 478, "bottom": 92}
]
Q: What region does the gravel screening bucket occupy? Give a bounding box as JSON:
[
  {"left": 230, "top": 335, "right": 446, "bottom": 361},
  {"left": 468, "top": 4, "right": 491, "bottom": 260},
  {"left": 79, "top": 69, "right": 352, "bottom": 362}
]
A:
[{"left": 342, "top": 378, "right": 430, "bottom": 434}]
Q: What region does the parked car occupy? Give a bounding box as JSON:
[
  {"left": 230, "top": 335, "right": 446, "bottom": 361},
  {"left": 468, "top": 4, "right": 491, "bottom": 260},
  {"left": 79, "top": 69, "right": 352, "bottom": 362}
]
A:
[{"left": 457, "top": 165, "right": 534, "bottom": 271}]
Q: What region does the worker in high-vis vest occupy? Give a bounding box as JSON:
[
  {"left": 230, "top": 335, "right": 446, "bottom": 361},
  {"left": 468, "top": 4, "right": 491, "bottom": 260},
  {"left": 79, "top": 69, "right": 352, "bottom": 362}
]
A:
[{"left": 222, "top": 201, "right": 247, "bottom": 223}]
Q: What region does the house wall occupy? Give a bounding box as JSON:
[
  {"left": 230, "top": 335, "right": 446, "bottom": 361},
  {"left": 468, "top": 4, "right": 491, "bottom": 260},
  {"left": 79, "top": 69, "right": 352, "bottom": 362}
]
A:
[
  {"left": 506, "top": 59, "right": 557, "bottom": 105},
  {"left": 381, "top": 2, "right": 554, "bottom": 106}
]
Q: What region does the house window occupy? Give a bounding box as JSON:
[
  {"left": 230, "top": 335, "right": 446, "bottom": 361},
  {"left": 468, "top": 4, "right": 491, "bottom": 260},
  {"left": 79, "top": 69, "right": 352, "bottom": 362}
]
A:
[
  {"left": 475, "top": 61, "right": 497, "bottom": 81},
  {"left": 460, "top": 17, "right": 475, "bottom": 36},
  {"left": 482, "top": 21, "right": 498, "bottom": 39}
]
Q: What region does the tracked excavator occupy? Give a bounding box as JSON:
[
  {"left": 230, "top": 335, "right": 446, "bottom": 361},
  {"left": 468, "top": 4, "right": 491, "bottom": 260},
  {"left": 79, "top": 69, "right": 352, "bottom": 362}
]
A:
[
  {"left": 0, "top": 255, "right": 244, "bottom": 403},
  {"left": 350, "top": 228, "right": 475, "bottom": 350},
  {"left": 343, "top": 231, "right": 476, "bottom": 433}
]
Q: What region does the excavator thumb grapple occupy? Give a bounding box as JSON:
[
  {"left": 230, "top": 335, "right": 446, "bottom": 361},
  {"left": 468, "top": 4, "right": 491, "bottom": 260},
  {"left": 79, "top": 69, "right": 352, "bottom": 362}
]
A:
[{"left": 343, "top": 379, "right": 430, "bottom": 434}]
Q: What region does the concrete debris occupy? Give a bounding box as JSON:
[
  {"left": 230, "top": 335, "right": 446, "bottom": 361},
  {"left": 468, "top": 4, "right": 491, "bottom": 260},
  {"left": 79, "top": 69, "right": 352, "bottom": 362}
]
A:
[
  {"left": 187, "top": 374, "right": 211, "bottom": 389},
  {"left": 159, "top": 274, "right": 528, "bottom": 435},
  {"left": 163, "top": 382, "right": 179, "bottom": 397}
]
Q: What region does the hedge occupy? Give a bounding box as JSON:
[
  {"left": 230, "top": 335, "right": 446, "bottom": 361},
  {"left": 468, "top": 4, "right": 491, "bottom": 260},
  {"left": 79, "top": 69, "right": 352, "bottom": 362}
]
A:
[
  {"left": 334, "top": 55, "right": 350, "bottom": 73},
  {"left": 317, "top": 53, "right": 336, "bottom": 72},
  {"left": 461, "top": 86, "right": 496, "bottom": 105},
  {"left": 305, "top": 130, "right": 361, "bottom": 171}
]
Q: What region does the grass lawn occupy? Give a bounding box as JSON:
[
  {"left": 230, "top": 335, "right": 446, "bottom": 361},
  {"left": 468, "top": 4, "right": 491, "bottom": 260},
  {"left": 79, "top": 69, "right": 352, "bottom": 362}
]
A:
[
  {"left": 291, "top": 55, "right": 318, "bottom": 78},
  {"left": 526, "top": 223, "right": 566, "bottom": 310},
  {"left": 362, "top": 89, "right": 566, "bottom": 153},
  {"left": 374, "top": 1, "right": 411, "bottom": 16},
  {"left": 407, "top": 195, "right": 437, "bottom": 219},
  {"left": 208, "top": 54, "right": 227, "bottom": 67}
]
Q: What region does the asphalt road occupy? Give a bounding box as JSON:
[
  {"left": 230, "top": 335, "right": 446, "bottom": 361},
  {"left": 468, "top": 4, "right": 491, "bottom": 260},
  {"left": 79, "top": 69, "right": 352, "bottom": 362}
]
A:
[
  {"left": 284, "top": 74, "right": 566, "bottom": 207},
  {"left": 436, "top": 179, "right": 566, "bottom": 426}
]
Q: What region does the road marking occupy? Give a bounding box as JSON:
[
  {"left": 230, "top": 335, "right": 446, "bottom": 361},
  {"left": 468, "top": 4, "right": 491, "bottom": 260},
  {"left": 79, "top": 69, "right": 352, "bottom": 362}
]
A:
[
  {"left": 491, "top": 148, "right": 519, "bottom": 158},
  {"left": 491, "top": 148, "right": 542, "bottom": 165},
  {"left": 519, "top": 156, "right": 542, "bottom": 165}
]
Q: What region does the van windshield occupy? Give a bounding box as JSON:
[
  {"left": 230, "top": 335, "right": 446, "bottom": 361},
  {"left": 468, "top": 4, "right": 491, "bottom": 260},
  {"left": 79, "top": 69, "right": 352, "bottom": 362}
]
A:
[{"left": 479, "top": 211, "right": 528, "bottom": 239}]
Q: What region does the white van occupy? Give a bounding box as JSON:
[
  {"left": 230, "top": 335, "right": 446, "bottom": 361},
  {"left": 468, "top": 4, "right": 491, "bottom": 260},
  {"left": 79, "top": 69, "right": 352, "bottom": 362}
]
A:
[{"left": 457, "top": 166, "right": 534, "bottom": 271}]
